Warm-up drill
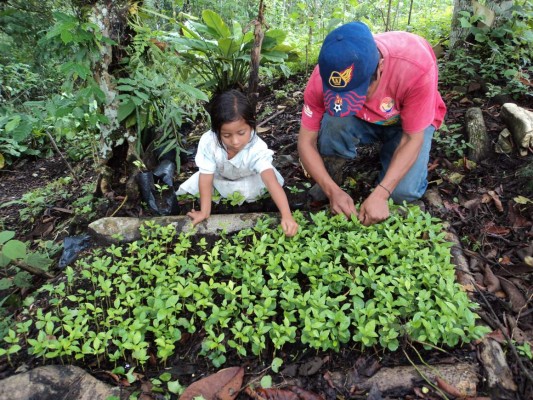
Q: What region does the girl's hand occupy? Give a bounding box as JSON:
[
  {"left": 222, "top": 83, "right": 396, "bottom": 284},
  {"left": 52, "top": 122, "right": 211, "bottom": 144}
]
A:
[
  {"left": 280, "top": 216, "right": 299, "bottom": 237},
  {"left": 187, "top": 209, "right": 209, "bottom": 226}
]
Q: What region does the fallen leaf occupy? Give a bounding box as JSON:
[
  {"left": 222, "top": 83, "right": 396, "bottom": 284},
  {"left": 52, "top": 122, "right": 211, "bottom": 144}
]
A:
[
  {"left": 462, "top": 198, "right": 482, "bottom": 211},
  {"left": 447, "top": 172, "right": 464, "bottom": 184},
  {"left": 256, "top": 126, "right": 271, "bottom": 133},
  {"left": 298, "top": 356, "right": 324, "bottom": 376},
  {"left": 482, "top": 224, "right": 510, "bottom": 236},
  {"left": 435, "top": 376, "right": 466, "bottom": 398},
  {"left": 498, "top": 255, "right": 512, "bottom": 265},
  {"left": 500, "top": 278, "right": 527, "bottom": 313},
  {"left": 486, "top": 330, "right": 506, "bottom": 344},
  {"left": 485, "top": 190, "right": 504, "bottom": 212},
  {"left": 483, "top": 265, "right": 501, "bottom": 293},
  {"left": 179, "top": 366, "right": 244, "bottom": 400},
  {"left": 514, "top": 195, "right": 532, "bottom": 204},
  {"left": 245, "top": 387, "right": 299, "bottom": 400},
  {"left": 286, "top": 386, "right": 324, "bottom": 400}
]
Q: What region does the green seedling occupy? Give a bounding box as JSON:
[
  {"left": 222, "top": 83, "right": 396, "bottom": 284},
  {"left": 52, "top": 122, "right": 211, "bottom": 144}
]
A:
[{"left": 4, "top": 206, "right": 488, "bottom": 369}]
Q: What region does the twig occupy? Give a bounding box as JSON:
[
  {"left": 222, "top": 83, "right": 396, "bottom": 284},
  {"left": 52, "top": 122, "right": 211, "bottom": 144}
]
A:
[
  {"left": 110, "top": 195, "right": 128, "bottom": 217},
  {"left": 474, "top": 282, "right": 533, "bottom": 385},
  {"left": 402, "top": 347, "right": 450, "bottom": 400},
  {"left": 12, "top": 259, "right": 54, "bottom": 279},
  {"left": 257, "top": 108, "right": 286, "bottom": 128},
  {"left": 45, "top": 131, "right": 81, "bottom": 186}
]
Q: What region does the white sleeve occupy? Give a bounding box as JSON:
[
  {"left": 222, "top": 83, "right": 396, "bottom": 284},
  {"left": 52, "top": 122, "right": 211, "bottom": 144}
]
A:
[
  {"left": 194, "top": 131, "right": 217, "bottom": 174},
  {"left": 249, "top": 139, "right": 275, "bottom": 174}
]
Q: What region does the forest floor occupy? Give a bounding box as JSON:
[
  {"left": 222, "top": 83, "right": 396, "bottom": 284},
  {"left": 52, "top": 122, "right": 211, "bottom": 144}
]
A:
[{"left": 0, "top": 73, "right": 532, "bottom": 399}]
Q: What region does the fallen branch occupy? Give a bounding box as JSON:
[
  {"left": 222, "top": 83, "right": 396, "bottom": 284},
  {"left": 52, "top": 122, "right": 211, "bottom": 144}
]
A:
[
  {"left": 257, "top": 108, "right": 286, "bottom": 128},
  {"left": 12, "top": 259, "right": 54, "bottom": 279}
]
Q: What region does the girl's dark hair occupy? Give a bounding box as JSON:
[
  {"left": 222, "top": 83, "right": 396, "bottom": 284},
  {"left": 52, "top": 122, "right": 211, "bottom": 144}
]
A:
[{"left": 209, "top": 90, "right": 256, "bottom": 144}]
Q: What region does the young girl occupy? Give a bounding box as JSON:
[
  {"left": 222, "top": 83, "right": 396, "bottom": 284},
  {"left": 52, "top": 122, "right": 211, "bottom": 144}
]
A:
[{"left": 176, "top": 90, "right": 298, "bottom": 237}]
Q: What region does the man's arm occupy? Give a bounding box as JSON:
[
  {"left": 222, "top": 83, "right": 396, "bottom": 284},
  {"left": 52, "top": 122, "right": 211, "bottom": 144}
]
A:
[
  {"left": 297, "top": 126, "right": 357, "bottom": 217},
  {"left": 358, "top": 130, "right": 424, "bottom": 226}
]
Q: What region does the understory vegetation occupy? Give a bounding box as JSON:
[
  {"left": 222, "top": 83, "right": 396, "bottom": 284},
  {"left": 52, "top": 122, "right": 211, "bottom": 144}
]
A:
[{"left": 3, "top": 207, "right": 488, "bottom": 369}]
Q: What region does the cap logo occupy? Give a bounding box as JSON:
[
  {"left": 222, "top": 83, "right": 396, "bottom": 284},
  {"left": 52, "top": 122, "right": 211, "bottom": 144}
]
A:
[{"left": 328, "top": 64, "right": 354, "bottom": 88}]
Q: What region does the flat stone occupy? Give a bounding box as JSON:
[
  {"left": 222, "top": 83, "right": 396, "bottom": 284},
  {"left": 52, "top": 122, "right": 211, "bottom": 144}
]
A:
[
  {"left": 0, "top": 365, "right": 120, "bottom": 400},
  {"left": 88, "top": 213, "right": 279, "bottom": 244}
]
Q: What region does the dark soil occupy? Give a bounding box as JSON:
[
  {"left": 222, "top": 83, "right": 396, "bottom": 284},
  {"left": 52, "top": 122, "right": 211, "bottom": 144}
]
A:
[{"left": 0, "top": 73, "right": 532, "bottom": 399}]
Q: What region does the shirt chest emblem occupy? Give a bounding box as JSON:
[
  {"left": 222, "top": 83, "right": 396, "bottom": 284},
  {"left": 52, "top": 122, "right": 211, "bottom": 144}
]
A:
[{"left": 380, "top": 97, "right": 395, "bottom": 113}]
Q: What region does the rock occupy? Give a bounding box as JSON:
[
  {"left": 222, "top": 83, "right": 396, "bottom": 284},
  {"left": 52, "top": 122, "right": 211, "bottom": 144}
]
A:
[
  {"left": 88, "top": 213, "right": 279, "bottom": 244},
  {"left": 465, "top": 107, "right": 491, "bottom": 162},
  {"left": 327, "top": 362, "right": 478, "bottom": 397},
  {"left": 500, "top": 103, "right": 533, "bottom": 156},
  {"left": 0, "top": 365, "right": 120, "bottom": 400},
  {"left": 495, "top": 128, "right": 513, "bottom": 154}
]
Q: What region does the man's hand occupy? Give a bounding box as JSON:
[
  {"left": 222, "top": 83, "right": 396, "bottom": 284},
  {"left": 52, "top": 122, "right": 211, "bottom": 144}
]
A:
[
  {"left": 358, "top": 189, "right": 390, "bottom": 226},
  {"left": 329, "top": 187, "right": 358, "bottom": 218},
  {"left": 187, "top": 209, "right": 209, "bottom": 226},
  {"left": 280, "top": 216, "right": 299, "bottom": 237}
]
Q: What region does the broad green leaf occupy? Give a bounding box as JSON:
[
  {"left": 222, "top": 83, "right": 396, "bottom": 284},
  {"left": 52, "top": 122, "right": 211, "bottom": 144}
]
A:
[
  {"left": 4, "top": 115, "right": 21, "bottom": 132},
  {"left": 202, "top": 10, "right": 231, "bottom": 38},
  {"left": 271, "top": 357, "right": 283, "bottom": 373},
  {"left": 0, "top": 153, "right": 4, "bottom": 169},
  {"left": 0, "top": 231, "right": 15, "bottom": 245},
  {"left": 13, "top": 271, "right": 32, "bottom": 288},
  {"left": 118, "top": 99, "right": 136, "bottom": 122},
  {"left": 25, "top": 253, "right": 52, "bottom": 270},
  {"left": 2, "top": 240, "right": 27, "bottom": 260},
  {"left": 218, "top": 37, "right": 241, "bottom": 57},
  {"left": 167, "top": 379, "right": 183, "bottom": 394},
  {"left": 260, "top": 375, "right": 272, "bottom": 388},
  {"left": 0, "top": 278, "right": 12, "bottom": 290}
]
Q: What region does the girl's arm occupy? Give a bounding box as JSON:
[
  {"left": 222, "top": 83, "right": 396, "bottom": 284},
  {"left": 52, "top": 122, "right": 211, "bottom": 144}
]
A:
[
  {"left": 187, "top": 173, "right": 214, "bottom": 225},
  {"left": 260, "top": 169, "right": 298, "bottom": 237}
]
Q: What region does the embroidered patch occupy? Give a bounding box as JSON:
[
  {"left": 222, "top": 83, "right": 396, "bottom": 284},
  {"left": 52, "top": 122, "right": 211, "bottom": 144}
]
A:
[
  {"left": 303, "top": 104, "right": 313, "bottom": 118},
  {"left": 380, "top": 97, "right": 395, "bottom": 113},
  {"left": 328, "top": 64, "right": 354, "bottom": 88},
  {"left": 333, "top": 95, "right": 343, "bottom": 113}
]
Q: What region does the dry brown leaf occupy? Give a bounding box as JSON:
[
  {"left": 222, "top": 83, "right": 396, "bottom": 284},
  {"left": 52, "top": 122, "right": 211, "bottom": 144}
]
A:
[
  {"left": 500, "top": 278, "right": 527, "bottom": 313},
  {"left": 462, "top": 198, "right": 482, "bottom": 211},
  {"left": 483, "top": 265, "right": 501, "bottom": 293},
  {"left": 245, "top": 387, "right": 299, "bottom": 400},
  {"left": 286, "top": 386, "right": 324, "bottom": 400},
  {"left": 488, "top": 190, "right": 504, "bottom": 212},
  {"left": 179, "top": 366, "right": 244, "bottom": 400},
  {"left": 486, "top": 329, "right": 506, "bottom": 344},
  {"left": 435, "top": 376, "right": 466, "bottom": 398},
  {"left": 481, "top": 222, "right": 510, "bottom": 236}
]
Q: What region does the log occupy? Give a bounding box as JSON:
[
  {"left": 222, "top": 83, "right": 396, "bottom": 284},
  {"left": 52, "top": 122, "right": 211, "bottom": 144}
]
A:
[
  {"left": 465, "top": 107, "right": 491, "bottom": 162},
  {"left": 327, "top": 362, "right": 478, "bottom": 397},
  {"left": 478, "top": 338, "right": 517, "bottom": 392}
]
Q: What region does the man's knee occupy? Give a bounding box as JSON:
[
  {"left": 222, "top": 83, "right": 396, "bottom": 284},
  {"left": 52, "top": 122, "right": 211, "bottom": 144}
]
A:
[{"left": 391, "top": 182, "right": 426, "bottom": 203}]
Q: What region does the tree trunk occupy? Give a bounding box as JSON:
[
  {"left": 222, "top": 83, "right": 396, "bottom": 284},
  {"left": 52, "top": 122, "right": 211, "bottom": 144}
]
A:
[
  {"left": 450, "top": 0, "right": 471, "bottom": 49},
  {"left": 88, "top": 1, "right": 139, "bottom": 201},
  {"left": 248, "top": 0, "right": 265, "bottom": 109}
]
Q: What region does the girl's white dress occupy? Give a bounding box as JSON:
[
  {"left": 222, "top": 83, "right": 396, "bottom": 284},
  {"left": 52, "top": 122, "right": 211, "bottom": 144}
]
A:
[{"left": 176, "top": 130, "right": 284, "bottom": 204}]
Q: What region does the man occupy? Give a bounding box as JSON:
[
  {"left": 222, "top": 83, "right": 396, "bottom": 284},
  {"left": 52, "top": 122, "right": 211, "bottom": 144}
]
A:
[{"left": 298, "top": 21, "right": 446, "bottom": 226}]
